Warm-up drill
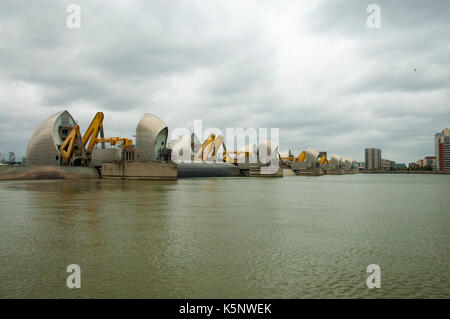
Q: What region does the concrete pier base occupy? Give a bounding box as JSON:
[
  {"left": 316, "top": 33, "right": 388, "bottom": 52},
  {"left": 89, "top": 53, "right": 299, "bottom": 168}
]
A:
[
  {"left": 237, "top": 163, "right": 251, "bottom": 177},
  {"left": 101, "top": 161, "right": 177, "bottom": 180},
  {"left": 249, "top": 165, "right": 283, "bottom": 177},
  {"left": 240, "top": 169, "right": 250, "bottom": 177},
  {"left": 282, "top": 168, "right": 297, "bottom": 176},
  {"left": 297, "top": 167, "right": 324, "bottom": 176},
  {"left": 177, "top": 162, "right": 241, "bottom": 178},
  {"left": 0, "top": 165, "right": 99, "bottom": 180},
  {"left": 327, "top": 168, "right": 346, "bottom": 175}
]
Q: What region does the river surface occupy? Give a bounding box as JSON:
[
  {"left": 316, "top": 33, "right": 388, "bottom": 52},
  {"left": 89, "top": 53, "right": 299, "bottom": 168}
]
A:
[{"left": 0, "top": 174, "right": 449, "bottom": 298}]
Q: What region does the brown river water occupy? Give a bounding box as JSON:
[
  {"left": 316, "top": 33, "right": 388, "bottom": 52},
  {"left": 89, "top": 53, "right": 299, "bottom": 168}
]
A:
[{"left": 0, "top": 174, "right": 449, "bottom": 298}]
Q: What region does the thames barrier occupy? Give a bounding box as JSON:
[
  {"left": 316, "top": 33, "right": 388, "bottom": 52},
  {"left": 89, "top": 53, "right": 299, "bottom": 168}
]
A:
[{"left": 0, "top": 110, "right": 358, "bottom": 180}]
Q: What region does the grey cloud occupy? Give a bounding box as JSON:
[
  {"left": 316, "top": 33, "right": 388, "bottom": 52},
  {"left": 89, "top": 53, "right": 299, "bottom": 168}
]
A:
[
  {"left": 309, "top": 0, "right": 450, "bottom": 97},
  {"left": 0, "top": 0, "right": 448, "bottom": 163}
]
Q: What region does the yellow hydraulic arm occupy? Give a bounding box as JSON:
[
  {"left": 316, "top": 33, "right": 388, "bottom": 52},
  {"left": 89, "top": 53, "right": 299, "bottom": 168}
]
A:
[
  {"left": 279, "top": 151, "right": 306, "bottom": 162},
  {"left": 59, "top": 125, "right": 84, "bottom": 162},
  {"left": 194, "top": 134, "right": 226, "bottom": 161},
  {"left": 223, "top": 151, "right": 251, "bottom": 164},
  {"left": 95, "top": 137, "right": 133, "bottom": 149},
  {"left": 195, "top": 134, "right": 215, "bottom": 161},
  {"left": 318, "top": 154, "right": 327, "bottom": 165},
  {"left": 211, "top": 135, "right": 225, "bottom": 157},
  {"left": 58, "top": 112, "right": 104, "bottom": 163},
  {"left": 82, "top": 112, "right": 105, "bottom": 152}
]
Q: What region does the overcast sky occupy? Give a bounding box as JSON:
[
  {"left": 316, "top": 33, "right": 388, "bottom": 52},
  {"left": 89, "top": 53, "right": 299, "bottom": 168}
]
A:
[{"left": 0, "top": 0, "right": 449, "bottom": 162}]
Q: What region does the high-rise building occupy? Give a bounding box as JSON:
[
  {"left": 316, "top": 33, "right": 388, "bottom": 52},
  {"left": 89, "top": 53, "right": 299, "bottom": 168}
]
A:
[
  {"left": 416, "top": 159, "right": 425, "bottom": 168},
  {"left": 434, "top": 128, "right": 450, "bottom": 171},
  {"left": 424, "top": 156, "right": 436, "bottom": 169},
  {"left": 381, "top": 158, "right": 395, "bottom": 170},
  {"left": 395, "top": 163, "right": 407, "bottom": 169},
  {"left": 365, "top": 148, "right": 382, "bottom": 170}
]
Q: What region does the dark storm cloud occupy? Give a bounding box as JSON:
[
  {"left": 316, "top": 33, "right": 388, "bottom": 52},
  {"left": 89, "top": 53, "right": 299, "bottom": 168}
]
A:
[{"left": 0, "top": 0, "right": 449, "bottom": 163}]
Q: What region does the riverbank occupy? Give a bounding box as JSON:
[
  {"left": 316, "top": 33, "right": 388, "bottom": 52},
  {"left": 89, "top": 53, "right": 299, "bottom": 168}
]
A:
[{"left": 361, "top": 170, "right": 450, "bottom": 174}]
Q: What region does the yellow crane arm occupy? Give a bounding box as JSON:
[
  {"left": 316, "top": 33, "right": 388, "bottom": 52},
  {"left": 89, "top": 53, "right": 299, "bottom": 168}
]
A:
[
  {"left": 212, "top": 135, "right": 225, "bottom": 157},
  {"left": 59, "top": 125, "right": 83, "bottom": 162},
  {"left": 280, "top": 151, "right": 306, "bottom": 162},
  {"left": 318, "top": 154, "right": 327, "bottom": 164},
  {"left": 95, "top": 137, "right": 133, "bottom": 148},
  {"left": 194, "top": 134, "right": 227, "bottom": 161},
  {"left": 297, "top": 151, "right": 306, "bottom": 162},
  {"left": 82, "top": 112, "right": 104, "bottom": 152},
  {"left": 223, "top": 151, "right": 250, "bottom": 164},
  {"left": 194, "top": 134, "right": 215, "bottom": 161}
]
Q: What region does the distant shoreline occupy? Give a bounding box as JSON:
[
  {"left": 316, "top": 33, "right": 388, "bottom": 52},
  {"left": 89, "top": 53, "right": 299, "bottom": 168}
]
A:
[{"left": 361, "top": 170, "right": 450, "bottom": 174}]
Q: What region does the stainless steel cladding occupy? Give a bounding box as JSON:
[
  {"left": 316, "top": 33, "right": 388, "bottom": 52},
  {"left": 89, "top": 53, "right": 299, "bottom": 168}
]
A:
[
  {"left": 304, "top": 148, "right": 320, "bottom": 167},
  {"left": 26, "top": 111, "right": 76, "bottom": 166},
  {"left": 330, "top": 154, "right": 342, "bottom": 169},
  {"left": 169, "top": 133, "right": 201, "bottom": 162},
  {"left": 343, "top": 158, "right": 353, "bottom": 170},
  {"left": 135, "top": 114, "right": 168, "bottom": 161}
]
